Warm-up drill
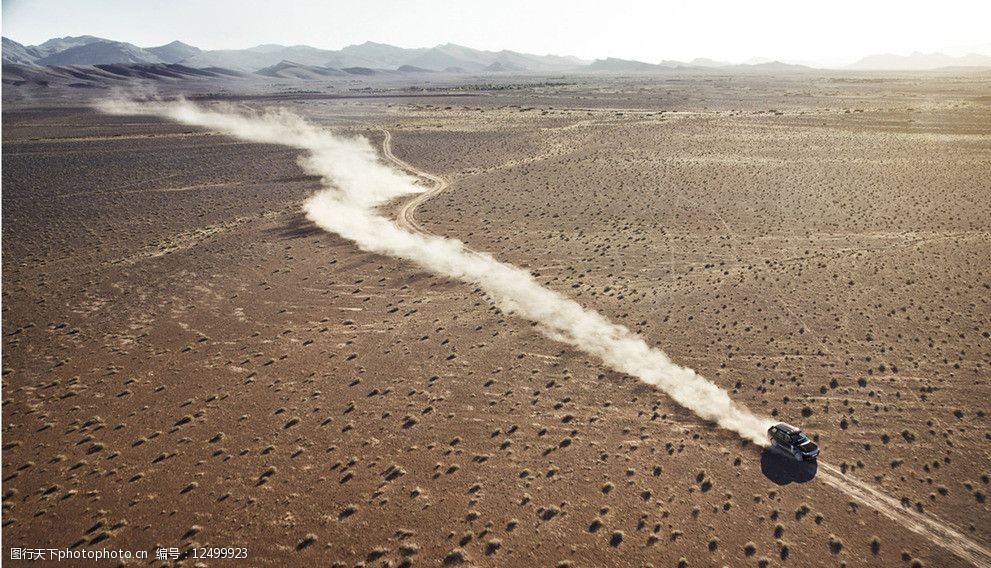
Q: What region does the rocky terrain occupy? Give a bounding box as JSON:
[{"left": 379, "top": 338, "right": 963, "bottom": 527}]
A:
[{"left": 2, "top": 73, "right": 989, "bottom": 566}]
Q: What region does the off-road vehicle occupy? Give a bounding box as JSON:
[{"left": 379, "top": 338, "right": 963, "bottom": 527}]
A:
[{"left": 768, "top": 422, "right": 819, "bottom": 461}]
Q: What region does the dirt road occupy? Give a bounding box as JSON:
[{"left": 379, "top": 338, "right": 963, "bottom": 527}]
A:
[
  {"left": 382, "top": 129, "right": 450, "bottom": 236},
  {"left": 818, "top": 462, "right": 991, "bottom": 567}
]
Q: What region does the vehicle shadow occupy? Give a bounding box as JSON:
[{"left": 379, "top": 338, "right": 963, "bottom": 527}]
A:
[
  {"left": 760, "top": 447, "right": 818, "bottom": 485},
  {"left": 267, "top": 212, "right": 325, "bottom": 240}
]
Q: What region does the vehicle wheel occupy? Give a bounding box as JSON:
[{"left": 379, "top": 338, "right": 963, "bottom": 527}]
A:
[{"left": 793, "top": 450, "right": 803, "bottom": 461}]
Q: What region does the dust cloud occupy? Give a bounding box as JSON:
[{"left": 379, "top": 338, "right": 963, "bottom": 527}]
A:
[{"left": 97, "top": 98, "right": 772, "bottom": 445}]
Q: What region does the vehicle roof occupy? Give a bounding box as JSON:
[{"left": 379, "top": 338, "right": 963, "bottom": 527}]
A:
[{"left": 773, "top": 422, "right": 801, "bottom": 434}]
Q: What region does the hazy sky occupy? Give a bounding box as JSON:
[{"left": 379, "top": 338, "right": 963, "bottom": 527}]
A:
[{"left": 4, "top": 0, "right": 990, "bottom": 66}]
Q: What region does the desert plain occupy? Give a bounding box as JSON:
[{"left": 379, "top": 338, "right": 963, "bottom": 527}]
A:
[{"left": 2, "top": 72, "right": 990, "bottom": 567}]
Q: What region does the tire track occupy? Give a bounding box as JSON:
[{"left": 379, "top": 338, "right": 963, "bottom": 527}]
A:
[
  {"left": 381, "top": 129, "right": 450, "bottom": 237},
  {"left": 818, "top": 462, "right": 991, "bottom": 567}
]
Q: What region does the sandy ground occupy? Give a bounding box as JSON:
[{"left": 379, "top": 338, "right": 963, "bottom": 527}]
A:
[{"left": 3, "top": 73, "right": 989, "bottom": 567}]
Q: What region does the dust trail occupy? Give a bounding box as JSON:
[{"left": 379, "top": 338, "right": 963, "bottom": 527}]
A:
[{"left": 96, "top": 97, "right": 770, "bottom": 443}]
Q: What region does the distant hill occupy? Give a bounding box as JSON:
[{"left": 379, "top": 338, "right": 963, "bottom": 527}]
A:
[
  {"left": 587, "top": 57, "right": 812, "bottom": 72},
  {"left": 342, "top": 66, "right": 377, "bottom": 76},
  {"left": 200, "top": 67, "right": 248, "bottom": 78},
  {"left": 397, "top": 64, "right": 434, "bottom": 73},
  {"left": 849, "top": 51, "right": 991, "bottom": 70},
  {"left": 587, "top": 57, "right": 665, "bottom": 72},
  {"left": 396, "top": 44, "right": 586, "bottom": 73},
  {"left": 2, "top": 38, "right": 41, "bottom": 65},
  {"left": 739, "top": 61, "right": 811, "bottom": 71},
  {"left": 402, "top": 44, "right": 491, "bottom": 72},
  {"left": 38, "top": 41, "right": 164, "bottom": 65},
  {"left": 327, "top": 41, "right": 428, "bottom": 69},
  {"left": 486, "top": 61, "right": 525, "bottom": 73},
  {"left": 33, "top": 35, "right": 108, "bottom": 56},
  {"left": 689, "top": 57, "right": 732, "bottom": 68},
  {"left": 182, "top": 45, "right": 338, "bottom": 71},
  {"left": 491, "top": 50, "right": 579, "bottom": 72},
  {"left": 2, "top": 61, "right": 242, "bottom": 88},
  {"left": 255, "top": 60, "right": 347, "bottom": 79},
  {"left": 147, "top": 41, "right": 201, "bottom": 64},
  {"left": 529, "top": 52, "right": 587, "bottom": 68}
]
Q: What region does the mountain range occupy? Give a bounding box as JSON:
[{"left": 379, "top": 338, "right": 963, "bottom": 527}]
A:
[
  {"left": 4, "top": 36, "right": 991, "bottom": 76},
  {"left": 3, "top": 36, "right": 594, "bottom": 74},
  {"left": 848, "top": 51, "right": 991, "bottom": 70}
]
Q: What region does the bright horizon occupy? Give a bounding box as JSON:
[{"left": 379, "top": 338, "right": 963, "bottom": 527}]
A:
[{"left": 3, "top": 0, "right": 991, "bottom": 67}]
